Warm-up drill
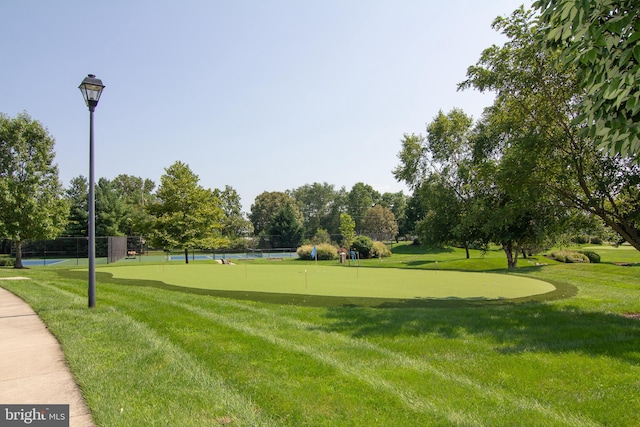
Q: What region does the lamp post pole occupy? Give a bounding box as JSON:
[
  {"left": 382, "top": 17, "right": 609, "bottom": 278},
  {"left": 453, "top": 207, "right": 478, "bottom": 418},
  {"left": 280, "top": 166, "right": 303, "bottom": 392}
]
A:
[
  {"left": 79, "top": 74, "right": 105, "bottom": 308},
  {"left": 88, "top": 103, "right": 96, "bottom": 308}
]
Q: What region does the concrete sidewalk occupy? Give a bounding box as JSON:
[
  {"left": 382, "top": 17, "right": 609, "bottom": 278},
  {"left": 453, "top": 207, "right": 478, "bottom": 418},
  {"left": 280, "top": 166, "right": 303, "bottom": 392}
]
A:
[{"left": 0, "top": 284, "right": 95, "bottom": 426}]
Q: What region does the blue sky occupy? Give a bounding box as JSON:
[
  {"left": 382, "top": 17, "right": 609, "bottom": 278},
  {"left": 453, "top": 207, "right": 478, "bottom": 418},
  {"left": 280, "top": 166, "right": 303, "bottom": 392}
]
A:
[{"left": 1, "top": 1, "right": 527, "bottom": 212}]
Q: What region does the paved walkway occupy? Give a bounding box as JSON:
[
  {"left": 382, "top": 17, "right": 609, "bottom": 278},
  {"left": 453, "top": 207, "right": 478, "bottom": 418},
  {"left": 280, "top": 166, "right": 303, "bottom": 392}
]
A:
[{"left": 0, "top": 284, "right": 95, "bottom": 426}]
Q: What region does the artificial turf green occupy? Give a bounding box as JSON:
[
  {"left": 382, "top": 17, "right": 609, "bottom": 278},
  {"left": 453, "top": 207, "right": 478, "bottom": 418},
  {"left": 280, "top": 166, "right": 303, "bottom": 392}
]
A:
[{"left": 95, "top": 263, "right": 555, "bottom": 300}]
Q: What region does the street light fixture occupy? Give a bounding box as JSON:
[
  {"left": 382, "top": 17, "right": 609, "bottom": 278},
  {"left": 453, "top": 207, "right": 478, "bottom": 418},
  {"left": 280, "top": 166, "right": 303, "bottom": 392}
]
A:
[{"left": 79, "top": 74, "right": 105, "bottom": 308}]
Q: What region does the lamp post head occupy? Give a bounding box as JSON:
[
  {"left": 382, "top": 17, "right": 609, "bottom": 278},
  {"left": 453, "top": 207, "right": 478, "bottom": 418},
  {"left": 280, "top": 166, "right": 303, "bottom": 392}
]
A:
[{"left": 79, "top": 74, "right": 105, "bottom": 111}]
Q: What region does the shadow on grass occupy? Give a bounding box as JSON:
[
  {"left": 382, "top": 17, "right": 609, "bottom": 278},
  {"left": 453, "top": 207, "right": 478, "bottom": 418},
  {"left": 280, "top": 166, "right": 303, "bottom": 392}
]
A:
[
  {"left": 319, "top": 300, "right": 640, "bottom": 363},
  {"left": 391, "top": 245, "right": 455, "bottom": 255}
]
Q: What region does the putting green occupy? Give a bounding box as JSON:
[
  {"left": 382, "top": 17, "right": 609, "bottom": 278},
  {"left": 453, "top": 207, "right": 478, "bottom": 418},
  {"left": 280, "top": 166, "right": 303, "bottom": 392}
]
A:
[{"left": 99, "top": 264, "right": 555, "bottom": 300}]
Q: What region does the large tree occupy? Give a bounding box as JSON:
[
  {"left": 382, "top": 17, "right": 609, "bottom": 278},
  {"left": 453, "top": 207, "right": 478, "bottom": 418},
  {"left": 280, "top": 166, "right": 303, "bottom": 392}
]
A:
[
  {"left": 534, "top": 0, "right": 640, "bottom": 159},
  {"left": 288, "top": 182, "right": 340, "bottom": 236},
  {"left": 0, "top": 112, "right": 68, "bottom": 268},
  {"left": 394, "top": 109, "right": 477, "bottom": 256},
  {"left": 249, "top": 191, "right": 302, "bottom": 236},
  {"left": 145, "top": 161, "right": 225, "bottom": 262},
  {"left": 95, "top": 177, "right": 127, "bottom": 237},
  {"left": 460, "top": 7, "right": 640, "bottom": 252},
  {"left": 347, "top": 182, "right": 381, "bottom": 232},
  {"left": 361, "top": 205, "right": 398, "bottom": 241},
  {"left": 267, "top": 201, "right": 304, "bottom": 249},
  {"left": 213, "top": 185, "right": 253, "bottom": 241},
  {"left": 111, "top": 174, "right": 156, "bottom": 236}
]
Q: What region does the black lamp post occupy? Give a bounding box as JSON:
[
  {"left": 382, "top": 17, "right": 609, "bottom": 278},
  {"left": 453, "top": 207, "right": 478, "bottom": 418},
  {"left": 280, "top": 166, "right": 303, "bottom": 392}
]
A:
[{"left": 79, "top": 74, "right": 105, "bottom": 308}]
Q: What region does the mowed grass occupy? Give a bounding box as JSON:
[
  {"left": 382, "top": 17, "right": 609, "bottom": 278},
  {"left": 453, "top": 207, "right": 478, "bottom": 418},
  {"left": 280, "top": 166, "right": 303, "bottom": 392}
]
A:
[
  {"left": 97, "top": 263, "right": 555, "bottom": 300},
  {"left": 1, "top": 244, "right": 639, "bottom": 426}
]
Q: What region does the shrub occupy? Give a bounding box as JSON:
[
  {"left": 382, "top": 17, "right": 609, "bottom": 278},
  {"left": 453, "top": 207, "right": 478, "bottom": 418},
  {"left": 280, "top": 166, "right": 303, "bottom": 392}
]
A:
[
  {"left": 351, "top": 236, "right": 374, "bottom": 259},
  {"left": 549, "top": 250, "right": 590, "bottom": 263},
  {"left": 372, "top": 241, "right": 391, "bottom": 258},
  {"left": 296, "top": 244, "right": 338, "bottom": 260},
  {"left": 579, "top": 250, "right": 601, "bottom": 263},
  {"left": 0, "top": 258, "right": 15, "bottom": 267}
]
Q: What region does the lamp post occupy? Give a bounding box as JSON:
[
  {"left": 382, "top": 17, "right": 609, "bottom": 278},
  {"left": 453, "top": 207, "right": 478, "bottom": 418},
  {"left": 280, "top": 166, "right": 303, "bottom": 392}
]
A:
[{"left": 79, "top": 74, "right": 105, "bottom": 308}]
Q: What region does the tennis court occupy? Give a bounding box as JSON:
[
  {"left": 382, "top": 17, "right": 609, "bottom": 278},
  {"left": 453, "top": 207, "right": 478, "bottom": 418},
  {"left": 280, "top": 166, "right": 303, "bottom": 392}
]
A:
[{"left": 20, "top": 259, "right": 68, "bottom": 267}]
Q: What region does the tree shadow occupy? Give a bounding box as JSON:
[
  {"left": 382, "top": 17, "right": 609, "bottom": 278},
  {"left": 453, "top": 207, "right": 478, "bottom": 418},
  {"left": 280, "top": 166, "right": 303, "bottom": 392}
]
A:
[{"left": 319, "top": 299, "right": 640, "bottom": 364}]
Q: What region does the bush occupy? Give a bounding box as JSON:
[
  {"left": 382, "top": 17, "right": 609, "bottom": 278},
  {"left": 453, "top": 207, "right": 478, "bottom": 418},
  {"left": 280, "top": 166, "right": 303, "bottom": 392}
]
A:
[
  {"left": 0, "top": 258, "right": 15, "bottom": 267},
  {"left": 372, "top": 241, "right": 391, "bottom": 258},
  {"left": 549, "top": 250, "right": 590, "bottom": 263},
  {"left": 296, "top": 244, "right": 338, "bottom": 260},
  {"left": 578, "top": 250, "right": 601, "bottom": 263},
  {"left": 351, "top": 236, "right": 374, "bottom": 259}
]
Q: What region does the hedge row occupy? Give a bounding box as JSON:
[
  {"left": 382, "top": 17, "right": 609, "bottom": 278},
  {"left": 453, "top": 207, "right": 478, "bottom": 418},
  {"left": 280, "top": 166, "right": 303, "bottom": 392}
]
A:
[{"left": 549, "top": 250, "right": 600, "bottom": 263}]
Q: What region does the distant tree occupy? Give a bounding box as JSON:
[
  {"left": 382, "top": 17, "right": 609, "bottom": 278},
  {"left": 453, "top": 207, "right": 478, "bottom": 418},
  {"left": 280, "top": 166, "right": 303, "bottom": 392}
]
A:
[
  {"left": 145, "top": 161, "right": 225, "bottom": 263},
  {"left": 288, "top": 182, "right": 340, "bottom": 236},
  {"left": 111, "top": 174, "right": 156, "bottom": 236},
  {"left": 380, "top": 191, "right": 408, "bottom": 239},
  {"left": 213, "top": 185, "right": 253, "bottom": 240},
  {"left": 361, "top": 205, "right": 398, "bottom": 241},
  {"left": 267, "top": 202, "right": 304, "bottom": 248},
  {"left": 64, "top": 176, "right": 88, "bottom": 237},
  {"left": 95, "top": 178, "right": 127, "bottom": 236},
  {"left": 249, "top": 191, "right": 302, "bottom": 236},
  {"left": 535, "top": 0, "right": 640, "bottom": 159},
  {"left": 308, "top": 228, "right": 332, "bottom": 245},
  {"left": 338, "top": 213, "right": 356, "bottom": 249},
  {"left": 347, "top": 182, "right": 381, "bottom": 232},
  {"left": 0, "top": 112, "right": 69, "bottom": 268}
]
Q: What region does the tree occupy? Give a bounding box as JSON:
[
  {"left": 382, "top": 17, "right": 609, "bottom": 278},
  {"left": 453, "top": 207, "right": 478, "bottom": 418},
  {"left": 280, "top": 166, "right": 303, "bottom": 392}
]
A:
[
  {"left": 393, "top": 133, "right": 427, "bottom": 190},
  {"left": 380, "top": 191, "right": 409, "bottom": 240},
  {"left": 95, "top": 178, "right": 127, "bottom": 236},
  {"left": 145, "top": 161, "right": 225, "bottom": 263},
  {"left": 534, "top": 0, "right": 640, "bottom": 159},
  {"left": 288, "top": 182, "right": 340, "bottom": 236},
  {"left": 338, "top": 213, "right": 356, "bottom": 249},
  {"left": 267, "top": 202, "right": 304, "bottom": 248},
  {"left": 394, "top": 109, "right": 477, "bottom": 256},
  {"left": 412, "top": 176, "right": 463, "bottom": 248},
  {"left": 347, "top": 182, "right": 381, "bottom": 232},
  {"left": 213, "top": 185, "right": 253, "bottom": 241},
  {"left": 111, "top": 174, "right": 155, "bottom": 236},
  {"left": 64, "top": 176, "right": 88, "bottom": 237},
  {"left": 460, "top": 6, "right": 640, "bottom": 252},
  {"left": 361, "top": 205, "right": 398, "bottom": 241},
  {"left": 0, "top": 112, "right": 69, "bottom": 268},
  {"left": 249, "top": 191, "right": 301, "bottom": 236}
]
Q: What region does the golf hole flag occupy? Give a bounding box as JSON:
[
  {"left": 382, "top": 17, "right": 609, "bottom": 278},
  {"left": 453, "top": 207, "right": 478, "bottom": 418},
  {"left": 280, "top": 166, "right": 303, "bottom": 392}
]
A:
[{"left": 311, "top": 245, "right": 317, "bottom": 259}]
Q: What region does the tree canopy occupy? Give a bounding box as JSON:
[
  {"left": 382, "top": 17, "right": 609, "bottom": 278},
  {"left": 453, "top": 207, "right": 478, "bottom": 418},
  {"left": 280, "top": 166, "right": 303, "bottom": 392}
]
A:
[
  {"left": 534, "top": 0, "right": 640, "bottom": 159},
  {"left": 0, "top": 112, "right": 69, "bottom": 268},
  {"left": 145, "top": 161, "right": 225, "bottom": 262}
]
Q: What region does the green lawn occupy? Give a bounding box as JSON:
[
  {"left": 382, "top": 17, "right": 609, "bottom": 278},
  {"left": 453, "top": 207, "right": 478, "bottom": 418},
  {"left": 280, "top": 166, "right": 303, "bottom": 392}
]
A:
[{"left": 1, "top": 244, "right": 639, "bottom": 426}]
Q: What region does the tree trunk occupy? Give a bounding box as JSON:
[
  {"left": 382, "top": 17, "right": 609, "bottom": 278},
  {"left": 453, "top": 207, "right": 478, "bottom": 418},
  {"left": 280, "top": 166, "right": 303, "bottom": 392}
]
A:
[
  {"left": 184, "top": 248, "right": 189, "bottom": 264},
  {"left": 14, "top": 240, "right": 24, "bottom": 269},
  {"left": 465, "top": 242, "right": 470, "bottom": 259},
  {"left": 502, "top": 241, "right": 518, "bottom": 269}
]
